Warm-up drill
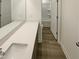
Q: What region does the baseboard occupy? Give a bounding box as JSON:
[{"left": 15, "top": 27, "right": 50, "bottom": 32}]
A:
[{"left": 59, "top": 42, "right": 71, "bottom": 59}]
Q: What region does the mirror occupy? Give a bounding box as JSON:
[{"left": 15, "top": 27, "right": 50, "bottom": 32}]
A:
[
  {"left": 0, "top": 0, "right": 26, "bottom": 28},
  {"left": 0, "top": 0, "right": 12, "bottom": 27},
  {"left": 0, "top": 0, "right": 26, "bottom": 46}
]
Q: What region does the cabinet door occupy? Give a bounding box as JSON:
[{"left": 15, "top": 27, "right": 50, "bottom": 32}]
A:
[{"left": 32, "top": 33, "right": 38, "bottom": 59}]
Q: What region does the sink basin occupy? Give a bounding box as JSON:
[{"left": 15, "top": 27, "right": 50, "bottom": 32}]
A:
[{"left": 1, "top": 43, "right": 28, "bottom": 59}]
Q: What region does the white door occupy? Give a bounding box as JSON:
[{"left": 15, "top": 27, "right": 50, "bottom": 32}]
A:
[
  {"left": 51, "top": 0, "right": 58, "bottom": 39},
  {"left": 61, "top": 0, "right": 79, "bottom": 59}
]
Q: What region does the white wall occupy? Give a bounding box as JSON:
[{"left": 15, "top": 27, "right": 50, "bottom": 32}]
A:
[
  {"left": 26, "top": 0, "right": 41, "bottom": 21},
  {"left": 11, "top": 0, "right": 26, "bottom": 21},
  {"left": 60, "top": 0, "right": 79, "bottom": 59},
  {"left": 1, "top": 0, "right": 11, "bottom": 27}
]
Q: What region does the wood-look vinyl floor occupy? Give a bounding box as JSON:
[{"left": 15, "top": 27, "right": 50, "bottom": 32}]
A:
[{"left": 37, "top": 27, "right": 66, "bottom": 59}]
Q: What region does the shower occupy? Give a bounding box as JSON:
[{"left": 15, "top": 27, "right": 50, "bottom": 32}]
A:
[{"left": 42, "top": 0, "right": 51, "bottom": 27}]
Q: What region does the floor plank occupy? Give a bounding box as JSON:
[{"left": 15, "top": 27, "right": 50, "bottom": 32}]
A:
[{"left": 37, "top": 27, "right": 66, "bottom": 59}]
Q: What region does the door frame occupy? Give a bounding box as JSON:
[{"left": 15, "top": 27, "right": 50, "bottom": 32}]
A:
[
  {"left": 57, "top": 0, "right": 62, "bottom": 43},
  {"left": 56, "top": 0, "right": 58, "bottom": 39},
  {"left": 50, "top": 0, "right": 62, "bottom": 42},
  {"left": 41, "top": 0, "right": 62, "bottom": 43}
]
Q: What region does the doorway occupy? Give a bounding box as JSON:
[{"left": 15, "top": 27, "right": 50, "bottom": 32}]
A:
[
  {"left": 50, "top": 0, "right": 62, "bottom": 41},
  {"left": 41, "top": 0, "right": 51, "bottom": 27},
  {"left": 41, "top": 0, "right": 62, "bottom": 41}
]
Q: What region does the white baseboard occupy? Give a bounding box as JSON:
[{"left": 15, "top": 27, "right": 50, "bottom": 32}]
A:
[{"left": 59, "top": 42, "right": 70, "bottom": 59}]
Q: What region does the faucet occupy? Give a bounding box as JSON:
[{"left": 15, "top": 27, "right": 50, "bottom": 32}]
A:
[{"left": 0, "top": 48, "right": 5, "bottom": 57}]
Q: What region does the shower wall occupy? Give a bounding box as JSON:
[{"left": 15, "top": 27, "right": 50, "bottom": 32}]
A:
[{"left": 42, "top": 0, "right": 51, "bottom": 27}]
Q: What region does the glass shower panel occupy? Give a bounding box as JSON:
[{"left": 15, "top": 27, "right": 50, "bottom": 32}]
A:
[{"left": 42, "top": 0, "right": 51, "bottom": 20}]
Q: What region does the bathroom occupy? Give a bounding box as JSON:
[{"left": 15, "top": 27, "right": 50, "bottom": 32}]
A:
[
  {"left": 0, "top": 0, "right": 63, "bottom": 59},
  {"left": 0, "top": 0, "right": 79, "bottom": 59},
  {"left": 0, "top": 0, "right": 66, "bottom": 59},
  {"left": 0, "top": 0, "right": 41, "bottom": 59}
]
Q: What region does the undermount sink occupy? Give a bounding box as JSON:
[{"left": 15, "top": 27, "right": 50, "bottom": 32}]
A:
[{"left": 1, "top": 43, "right": 28, "bottom": 59}]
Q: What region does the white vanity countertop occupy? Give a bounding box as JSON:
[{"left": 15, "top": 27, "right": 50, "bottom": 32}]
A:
[{"left": 1, "top": 21, "right": 39, "bottom": 59}]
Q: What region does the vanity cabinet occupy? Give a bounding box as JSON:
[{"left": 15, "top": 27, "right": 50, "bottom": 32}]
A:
[{"left": 32, "top": 32, "right": 38, "bottom": 59}]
